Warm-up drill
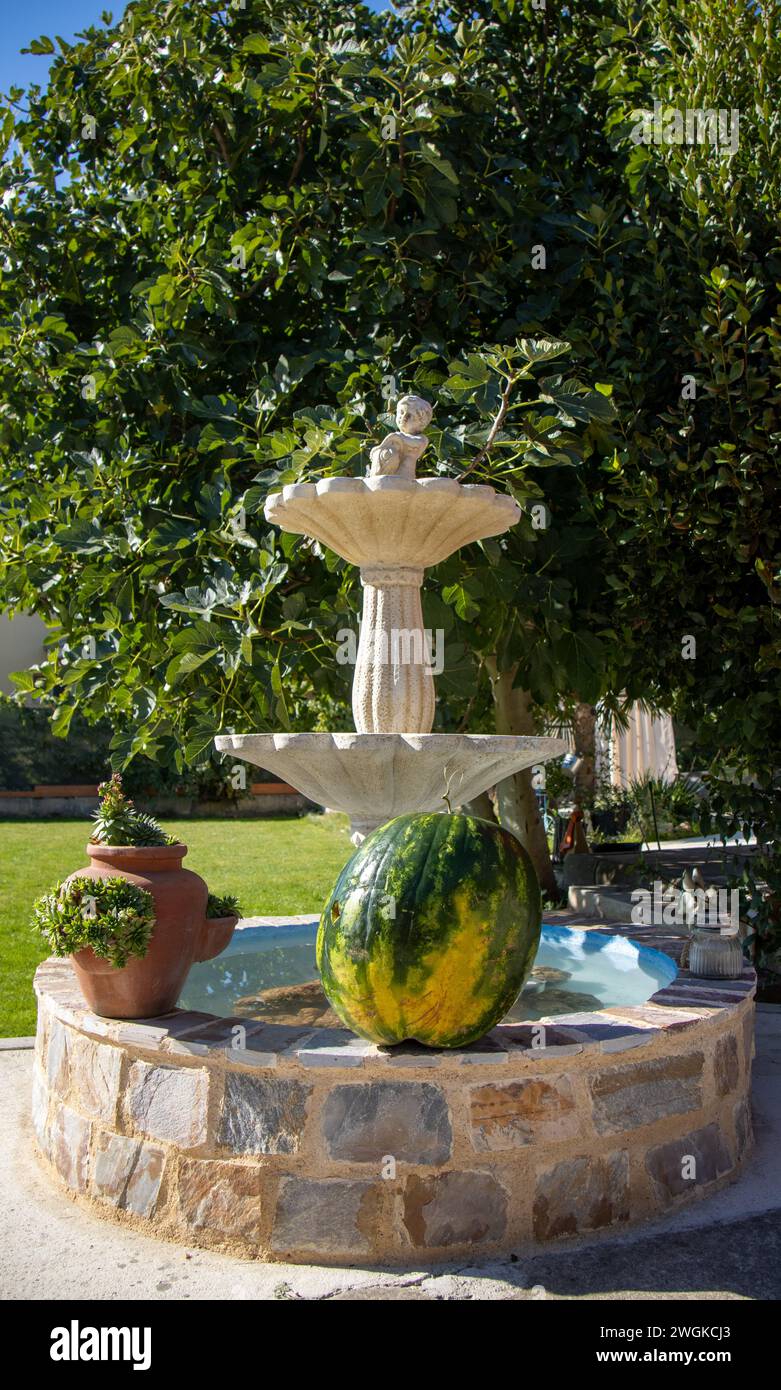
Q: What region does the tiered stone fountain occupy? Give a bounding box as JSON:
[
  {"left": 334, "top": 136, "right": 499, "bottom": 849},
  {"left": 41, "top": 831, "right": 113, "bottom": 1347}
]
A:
[
  {"left": 31, "top": 394, "right": 755, "bottom": 1265},
  {"left": 216, "top": 394, "right": 566, "bottom": 835}
]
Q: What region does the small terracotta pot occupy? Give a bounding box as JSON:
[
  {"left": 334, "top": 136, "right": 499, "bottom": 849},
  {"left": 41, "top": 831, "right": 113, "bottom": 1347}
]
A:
[
  {"left": 197, "top": 914, "right": 239, "bottom": 964},
  {"left": 66, "top": 842, "right": 231, "bottom": 1019}
]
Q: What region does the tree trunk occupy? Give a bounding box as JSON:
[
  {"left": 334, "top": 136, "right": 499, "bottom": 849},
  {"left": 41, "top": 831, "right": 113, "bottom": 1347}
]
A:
[
  {"left": 461, "top": 790, "right": 497, "bottom": 824},
  {"left": 487, "top": 660, "right": 559, "bottom": 898},
  {"left": 572, "top": 701, "right": 597, "bottom": 805}
]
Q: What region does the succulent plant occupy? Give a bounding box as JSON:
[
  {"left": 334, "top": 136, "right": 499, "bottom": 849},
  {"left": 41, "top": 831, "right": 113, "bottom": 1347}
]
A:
[
  {"left": 32, "top": 876, "right": 155, "bottom": 969},
  {"left": 206, "top": 891, "right": 241, "bottom": 919},
  {"left": 91, "top": 773, "right": 177, "bottom": 848},
  {"left": 125, "top": 810, "right": 173, "bottom": 847}
]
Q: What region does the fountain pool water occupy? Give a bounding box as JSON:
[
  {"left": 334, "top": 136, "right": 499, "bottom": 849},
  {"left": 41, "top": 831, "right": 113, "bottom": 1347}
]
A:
[{"left": 179, "top": 920, "right": 678, "bottom": 1026}]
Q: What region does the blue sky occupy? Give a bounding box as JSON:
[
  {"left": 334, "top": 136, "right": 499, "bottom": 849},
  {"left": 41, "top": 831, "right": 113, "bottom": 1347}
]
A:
[
  {"left": 1, "top": 2, "right": 120, "bottom": 97},
  {"left": 1, "top": 0, "right": 391, "bottom": 97}
]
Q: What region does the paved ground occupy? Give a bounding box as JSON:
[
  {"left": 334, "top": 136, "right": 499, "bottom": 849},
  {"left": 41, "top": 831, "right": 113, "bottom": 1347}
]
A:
[{"left": 2, "top": 1006, "right": 779, "bottom": 1301}]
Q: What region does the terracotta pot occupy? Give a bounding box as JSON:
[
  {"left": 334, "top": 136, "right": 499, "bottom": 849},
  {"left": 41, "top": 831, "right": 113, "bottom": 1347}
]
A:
[
  {"left": 197, "top": 914, "right": 239, "bottom": 964},
  {"left": 66, "top": 842, "right": 221, "bottom": 1019}
]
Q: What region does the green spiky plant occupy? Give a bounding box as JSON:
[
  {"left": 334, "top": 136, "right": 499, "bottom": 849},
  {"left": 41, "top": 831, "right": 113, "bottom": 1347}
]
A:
[
  {"left": 206, "top": 892, "right": 241, "bottom": 920},
  {"left": 91, "top": 773, "right": 179, "bottom": 848}
]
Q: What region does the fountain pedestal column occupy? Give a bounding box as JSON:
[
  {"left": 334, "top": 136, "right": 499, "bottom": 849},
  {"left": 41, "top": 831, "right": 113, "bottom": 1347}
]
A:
[{"left": 352, "top": 565, "right": 434, "bottom": 734}]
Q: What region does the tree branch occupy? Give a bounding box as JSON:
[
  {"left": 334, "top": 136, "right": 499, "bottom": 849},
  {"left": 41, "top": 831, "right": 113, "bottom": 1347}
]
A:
[
  {"left": 212, "top": 122, "right": 232, "bottom": 167},
  {"left": 538, "top": 6, "right": 549, "bottom": 110},
  {"left": 287, "top": 129, "right": 308, "bottom": 187},
  {"left": 459, "top": 372, "right": 521, "bottom": 481},
  {"left": 287, "top": 103, "right": 320, "bottom": 187}
]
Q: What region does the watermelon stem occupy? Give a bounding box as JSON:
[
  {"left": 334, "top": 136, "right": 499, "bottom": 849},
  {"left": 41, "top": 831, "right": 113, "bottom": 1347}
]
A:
[{"left": 442, "top": 762, "right": 458, "bottom": 814}]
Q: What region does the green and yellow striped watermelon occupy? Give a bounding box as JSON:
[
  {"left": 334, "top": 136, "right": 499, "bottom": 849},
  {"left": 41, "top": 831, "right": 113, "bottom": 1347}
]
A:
[{"left": 316, "top": 812, "right": 541, "bottom": 1048}]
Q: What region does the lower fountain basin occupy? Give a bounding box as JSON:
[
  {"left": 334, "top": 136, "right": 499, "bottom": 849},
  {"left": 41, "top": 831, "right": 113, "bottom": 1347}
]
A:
[
  {"left": 32, "top": 927, "right": 755, "bottom": 1266},
  {"left": 214, "top": 731, "right": 567, "bottom": 838},
  {"left": 179, "top": 919, "right": 678, "bottom": 1025}
]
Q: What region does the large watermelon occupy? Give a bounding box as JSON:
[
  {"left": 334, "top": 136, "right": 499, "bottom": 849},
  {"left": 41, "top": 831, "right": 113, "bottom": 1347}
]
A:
[{"left": 317, "top": 812, "right": 541, "bottom": 1048}]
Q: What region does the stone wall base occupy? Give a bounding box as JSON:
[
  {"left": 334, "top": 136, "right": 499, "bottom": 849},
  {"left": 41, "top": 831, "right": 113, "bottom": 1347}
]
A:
[{"left": 32, "top": 944, "right": 755, "bottom": 1266}]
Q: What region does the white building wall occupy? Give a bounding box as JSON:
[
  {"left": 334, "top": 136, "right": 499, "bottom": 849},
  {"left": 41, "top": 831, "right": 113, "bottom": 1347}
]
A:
[{"left": 0, "top": 611, "right": 48, "bottom": 695}]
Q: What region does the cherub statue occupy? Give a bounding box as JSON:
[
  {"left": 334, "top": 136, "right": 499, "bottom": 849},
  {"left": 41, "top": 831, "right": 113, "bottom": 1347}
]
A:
[{"left": 369, "top": 394, "right": 433, "bottom": 480}]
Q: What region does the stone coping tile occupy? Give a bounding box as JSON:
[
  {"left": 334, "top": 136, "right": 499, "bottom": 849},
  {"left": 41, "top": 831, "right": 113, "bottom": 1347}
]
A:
[
  {"left": 175, "top": 1014, "right": 259, "bottom": 1040},
  {"left": 164, "top": 1016, "right": 268, "bottom": 1058},
  {"left": 285, "top": 1026, "right": 358, "bottom": 1052},
  {"left": 155, "top": 1014, "right": 312, "bottom": 1065},
  {"left": 655, "top": 980, "right": 750, "bottom": 1002},
  {"left": 600, "top": 1005, "right": 703, "bottom": 1032},
  {"left": 644, "top": 938, "right": 691, "bottom": 955},
  {"left": 83, "top": 1009, "right": 220, "bottom": 1047},
  {"left": 238, "top": 913, "right": 319, "bottom": 929},
  {"left": 40, "top": 981, "right": 83, "bottom": 1007},
  {"left": 111, "top": 1012, "right": 216, "bottom": 1051},
  {"left": 288, "top": 1032, "right": 517, "bottom": 1068},
  {"left": 674, "top": 970, "right": 755, "bottom": 993},
  {"left": 34, "top": 960, "right": 79, "bottom": 988},
  {"left": 225, "top": 1023, "right": 315, "bottom": 1068},
  {"left": 551, "top": 1011, "right": 622, "bottom": 1032},
  {"left": 273, "top": 1028, "right": 377, "bottom": 1067},
  {"left": 649, "top": 988, "right": 739, "bottom": 1010},
  {"left": 34, "top": 960, "right": 76, "bottom": 982},
  {"left": 295, "top": 1033, "right": 378, "bottom": 1069},
  {"left": 134, "top": 1009, "right": 218, "bottom": 1033},
  {"left": 543, "top": 1013, "right": 662, "bottom": 1054},
  {"left": 450, "top": 1035, "right": 512, "bottom": 1064},
  {"left": 451, "top": 1052, "right": 511, "bottom": 1065},
  {"left": 377, "top": 1043, "right": 447, "bottom": 1068},
  {"left": 374, "top": 1034, "right": 514, "bottom": 1066},
  {"left": 224, "top": 1046, "right": 279, "bottom": 1069},
  {"left": 294, "top": 1051, "right": 366, "bottom": 1069},
  {"left": 118, "top": 1020, "right": 196, "bottom": 1048},
  {"left": 591, "top": 923, "right": 653, "bottom": 935},
  {"left": 71, "top": 1012, "right": 116, "bottom": 1039},
  {"left": 563, "top": 1024, "right": 657, "bottom": 1049},
  {"left": 499, "top": 1024, "right": 584, "bottom": 1059},
  {"left": 597, "top": 1031, "right": 661, "bottom": 1054}
]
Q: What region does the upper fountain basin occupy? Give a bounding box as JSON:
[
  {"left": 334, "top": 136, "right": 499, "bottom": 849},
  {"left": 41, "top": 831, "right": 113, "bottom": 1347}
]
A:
[{"left": 264, "top": 477, "right": 521, "bottom": 569}]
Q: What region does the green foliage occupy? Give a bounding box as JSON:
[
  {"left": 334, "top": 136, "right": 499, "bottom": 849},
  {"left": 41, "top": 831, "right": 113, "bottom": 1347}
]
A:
[
  {"left": 91, "top": 773, "right": 177, "bottom": 846},
  {"left": 0, "top": 693, "right": 111, "bottom": 790},
  {"left": 31, "top": 875, "right": 155, "bottom": 968},
  {"left": 206, "top": 891, "right": 241, "bottom": 919},
  {"left": 587, "top": 774, "right": 702, "bottom": 844},
  {"left": 0, "top": 0, "right": 618, "bottom": 767},
  {"left": 622, "top": 774, "right": 701, "bottom": 844},
  {"left": 0, "top": 696, "right": 254, "bottom": 797}
]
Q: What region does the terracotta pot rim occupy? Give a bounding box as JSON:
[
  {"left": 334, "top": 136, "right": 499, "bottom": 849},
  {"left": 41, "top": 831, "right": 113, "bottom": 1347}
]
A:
[
  {"left": 86, "top": 840, "right": 187, "bottom": 861},
  {"left": 204, "top": 913, "right": 240, "bottom": 927}
]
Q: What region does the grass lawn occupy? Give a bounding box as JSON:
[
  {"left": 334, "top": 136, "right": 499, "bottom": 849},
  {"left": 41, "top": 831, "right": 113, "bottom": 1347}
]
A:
[{"left": 0, "top": 813, "right": 354, "bottom": 1038}]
